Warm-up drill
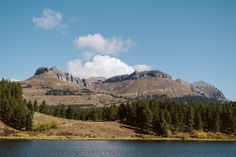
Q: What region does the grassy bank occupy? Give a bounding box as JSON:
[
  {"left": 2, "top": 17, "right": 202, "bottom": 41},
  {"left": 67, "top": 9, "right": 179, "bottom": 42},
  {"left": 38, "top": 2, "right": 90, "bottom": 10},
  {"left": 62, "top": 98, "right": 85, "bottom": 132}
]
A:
[
  {"left": 1, "top": 129, "right": 236, "bottom": 141},
  {"left": 1, "top": 135, "right": 236, "bottom": 141},
  {"left": 1, "top": 113, "right": 236, "bottom": 141}
]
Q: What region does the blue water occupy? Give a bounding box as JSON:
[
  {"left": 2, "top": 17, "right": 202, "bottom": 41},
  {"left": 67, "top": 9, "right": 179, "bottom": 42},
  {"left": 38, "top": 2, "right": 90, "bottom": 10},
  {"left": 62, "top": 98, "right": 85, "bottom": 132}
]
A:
[{"left": 0, "top": 140, "right": 235, "bottom": 157}]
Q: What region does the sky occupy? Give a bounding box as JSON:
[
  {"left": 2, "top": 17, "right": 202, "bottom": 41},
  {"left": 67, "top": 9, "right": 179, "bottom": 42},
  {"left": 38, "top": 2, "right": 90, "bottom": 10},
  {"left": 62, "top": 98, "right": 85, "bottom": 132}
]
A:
[{"left": 0, "top": 0, "right": 236, "bottom": 100}]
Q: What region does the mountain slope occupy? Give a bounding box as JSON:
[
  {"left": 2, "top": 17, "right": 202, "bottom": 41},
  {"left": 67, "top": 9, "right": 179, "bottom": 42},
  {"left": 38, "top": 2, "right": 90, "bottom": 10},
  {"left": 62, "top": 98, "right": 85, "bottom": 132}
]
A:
[
  {"left": 21, "top": 66, "right": 226, "bottom": 105},
  {"left": 21, "top": 67, "right": 126, "bottom": 106},
  {"left": 96, "top": 77, "right": 195, "bottom": 98},
  {"left": 94, "top": 70, "right": 226, "bottom": 100}
]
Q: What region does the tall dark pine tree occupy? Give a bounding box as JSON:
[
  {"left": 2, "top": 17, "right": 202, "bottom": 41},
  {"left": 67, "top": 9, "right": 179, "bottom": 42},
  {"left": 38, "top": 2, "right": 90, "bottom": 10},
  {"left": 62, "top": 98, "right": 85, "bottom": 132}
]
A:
[
  {"left": 27, "top": 101, "right": 34, "bottom": 113},
  {"left": 142, "top": 104, "right": 153, "bottom": 132},
  {"left": 89, "top": 109, "right": 98, "bottom": 121},
  {"left": 118, "top": 103, "right": 126, "bottom": 122},
  {"left": 186, "top": 106, "right": 194, "bottom": 132},
  {"left": 60, "top": 105, "right": 66, "bottom": 118},
  {"left": 172, "top": 111, "right": 181, "bottom": 132},
  {"left": 26, "top": 111, "right": 33, "bottom": 131},
  {"left": 159, "top": 110, "right": 171, "bottom": 136},
  {"left": 39, "top": 100, "right": 49, "bottom": 114},
  {"left": 153, "top": 114, "right": 161, "bottom": 134},
  {"left": 213, "top": 111, "right": 221, "bottom": 132},
  {"left": 66, "top": 106, "right": 75, "bottom": 119},
  {"left": 206, "top": 107, "right": 213, "bottom": 131},
  {"left": 33, "top": 100, "right": 38, "bottom": 112},
  {"left": 194, "top": 112, "right": 203, "bottom": 130},
  {"left": 53, "top": 105, "right": 61, "bottom": 117}
]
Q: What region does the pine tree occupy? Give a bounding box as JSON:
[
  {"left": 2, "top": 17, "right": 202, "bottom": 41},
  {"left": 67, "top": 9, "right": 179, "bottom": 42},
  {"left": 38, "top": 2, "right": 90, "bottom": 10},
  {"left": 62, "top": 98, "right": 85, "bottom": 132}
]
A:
[
  {"left": 172, "top": 111, "right": 181, "bottom": 132},
  {"left": 66, "top": 106, "right": 75, "bottom": 119},
  {"left": 118, "top": 103, "right": 126, "bottom": 122},
  {"left": 153, "top": 114, "right": 161, "bottom": 134},
  {"left": 186, "top": 106, "right": 194, "bottom": 132},
  {"left": 53, "top": 105, "right": 61, "bottom": 117},
  {"left": 159, "top": 110, "right": 171, "bottom": 136},
  {"left": 213, "top": 112, "right": 221, "bottom": 132},
  {"left": 27, "top": 101, "right": 34, "bottom": 113},
  {"left": 194, "top": 112, "right": 203, "bottom": 130},
  {"left": 60, "top": 105, "right": 66, "bottom": 118},
  {"left": 142, "top": 104, "right": 153, "bottom": 132},
  {"left": 26, "top": 111, "right": 33, "bottom": 131},
  {"left": 33, "top": 100, "right": 38, "bottom": 112},
  {"left": 89, "top": 109, "right": 98, "bottom": 121},
  {"left": 126, "top": 102, "right": 136, "bottom": 124},
  {"left": 39, "top": 100, "right": 49, "bottom": 114}
]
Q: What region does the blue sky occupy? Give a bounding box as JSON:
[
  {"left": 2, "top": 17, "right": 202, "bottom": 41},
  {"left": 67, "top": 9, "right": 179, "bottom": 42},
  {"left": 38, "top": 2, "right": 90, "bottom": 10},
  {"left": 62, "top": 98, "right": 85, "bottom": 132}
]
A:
[{"left": 0, "top": 0, "right": 236, "bottom": 100}]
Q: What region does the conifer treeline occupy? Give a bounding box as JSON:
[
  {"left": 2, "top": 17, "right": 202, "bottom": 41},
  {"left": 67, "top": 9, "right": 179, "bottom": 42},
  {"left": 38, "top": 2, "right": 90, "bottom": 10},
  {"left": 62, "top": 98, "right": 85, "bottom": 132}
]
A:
[
  {"left": 1, "top": 79, "right": 235, "bottom": 135},
  {"left": 0, "top": 79, "right": 33, "bottom": 130},
  {"left": 38, "top": 99, "right": 236, "bottom": 136}
]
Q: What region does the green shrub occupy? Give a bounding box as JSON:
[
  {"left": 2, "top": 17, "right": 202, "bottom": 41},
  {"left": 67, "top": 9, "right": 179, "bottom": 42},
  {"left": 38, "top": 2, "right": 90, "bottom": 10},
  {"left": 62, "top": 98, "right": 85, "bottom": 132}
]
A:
[{"left": 34, "top": 121, "right": 58, "bottom": 131}]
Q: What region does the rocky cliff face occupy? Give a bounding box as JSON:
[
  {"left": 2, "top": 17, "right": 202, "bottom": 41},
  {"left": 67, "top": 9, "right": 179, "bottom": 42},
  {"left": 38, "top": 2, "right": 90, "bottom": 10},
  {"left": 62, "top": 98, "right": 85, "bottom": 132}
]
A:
[
  {"left": 191, "top": 81, "right": 226, "bottom": 101},
  {"left": 34, "top": 67, "right": 49, "bottom": 75},
  {"left": 34, "top": 67, "right": 83, "bottom": 86},
  {"left": 175, "top": 79, "right": 226, "bottom": 101},
  {"left": 104, "top": 70, "right": 171, "bottom": 83}
]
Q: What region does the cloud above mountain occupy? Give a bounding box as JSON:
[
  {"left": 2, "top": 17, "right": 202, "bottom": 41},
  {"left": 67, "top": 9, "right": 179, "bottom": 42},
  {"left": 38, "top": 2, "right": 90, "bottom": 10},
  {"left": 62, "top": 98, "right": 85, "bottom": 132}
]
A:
[
  {"left": 74, "top": 33, "right": 133, "bottom": 60},
  {"left": 68, "top": 33, "right": 151, "bottom": 78},
  {"left": 67, "top": 55, "right": 151, "bottom": 78},
  {"left": 133, "top": 64, "right": 152, "bottom": 72},
  {"left": 33, "top": 8, "right": 63, "bottom": 30}
]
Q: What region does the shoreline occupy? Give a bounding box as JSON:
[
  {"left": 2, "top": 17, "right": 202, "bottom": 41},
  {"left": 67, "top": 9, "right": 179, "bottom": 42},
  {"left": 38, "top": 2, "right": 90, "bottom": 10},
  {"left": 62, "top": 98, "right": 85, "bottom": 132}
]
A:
[{"left": 1, "top": 136, "right": 236, "bottom": 142}]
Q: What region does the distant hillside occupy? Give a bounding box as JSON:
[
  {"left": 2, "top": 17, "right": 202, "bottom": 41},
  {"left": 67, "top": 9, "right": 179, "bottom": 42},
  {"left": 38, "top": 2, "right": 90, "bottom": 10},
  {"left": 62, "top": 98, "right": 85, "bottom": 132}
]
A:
[{"left": 94, "top": 70, "right": 226, "bottom": 101}]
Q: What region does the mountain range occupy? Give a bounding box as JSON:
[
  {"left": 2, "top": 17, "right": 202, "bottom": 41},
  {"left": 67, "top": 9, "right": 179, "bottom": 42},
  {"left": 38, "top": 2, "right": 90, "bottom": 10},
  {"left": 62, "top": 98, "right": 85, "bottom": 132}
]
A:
[{"left": 21, "top": 66, "right": 226, "bottom": 106}]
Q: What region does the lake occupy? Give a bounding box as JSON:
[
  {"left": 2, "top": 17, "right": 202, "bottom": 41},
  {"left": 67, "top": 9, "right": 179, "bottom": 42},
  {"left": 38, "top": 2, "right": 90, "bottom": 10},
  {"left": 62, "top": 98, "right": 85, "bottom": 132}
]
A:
[{"left": 0, "top": 140, "right": 235, "bottom": 157}]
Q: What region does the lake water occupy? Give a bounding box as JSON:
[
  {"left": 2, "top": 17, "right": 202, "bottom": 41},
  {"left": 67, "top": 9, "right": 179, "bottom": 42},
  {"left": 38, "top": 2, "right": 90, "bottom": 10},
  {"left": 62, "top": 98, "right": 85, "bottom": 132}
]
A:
[{"left": 0, "top": 140, "right": 235, "bottom": 157}]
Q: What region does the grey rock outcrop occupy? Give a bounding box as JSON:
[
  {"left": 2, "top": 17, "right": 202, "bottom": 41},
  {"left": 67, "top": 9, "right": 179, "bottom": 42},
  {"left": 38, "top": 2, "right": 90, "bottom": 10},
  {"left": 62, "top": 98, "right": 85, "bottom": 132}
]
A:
[
  {"left": 34, "top": 66, "right": 84, "bottom": 86},
  {"left": 191, "top": 81, "right": 226, "bottom": 101},
  {"left": 104, "top": 70, "right": 171, "bottom": 83},
  {"left": 35, "top": 67, "right": 48, "bottom": 76}
]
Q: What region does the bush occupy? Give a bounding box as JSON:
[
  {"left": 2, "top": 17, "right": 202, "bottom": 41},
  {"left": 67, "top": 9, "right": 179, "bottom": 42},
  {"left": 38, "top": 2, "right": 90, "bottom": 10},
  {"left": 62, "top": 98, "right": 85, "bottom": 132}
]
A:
[
  {"left": 192, "top": 130, "right": 207, "bottom": 139},
  {"left": 34, "top": 121, "right": 58, "bottom": 131}
]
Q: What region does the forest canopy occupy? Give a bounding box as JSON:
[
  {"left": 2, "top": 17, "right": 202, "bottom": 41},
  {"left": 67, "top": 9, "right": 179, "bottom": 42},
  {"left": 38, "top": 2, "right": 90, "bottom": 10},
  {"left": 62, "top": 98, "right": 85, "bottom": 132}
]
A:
[{"left": 38, "top": 99, "right": 236, "bottom": 136}]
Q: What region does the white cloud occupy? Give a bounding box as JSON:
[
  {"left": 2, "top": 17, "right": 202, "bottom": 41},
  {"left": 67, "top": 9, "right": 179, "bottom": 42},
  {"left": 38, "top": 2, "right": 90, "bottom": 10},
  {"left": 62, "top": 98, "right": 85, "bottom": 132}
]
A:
[
  {"left": 74, "top": 33, "right": 133, "bottom": 60},
  {"left": 133, "top": 64, "right": 152, "bottom": 72},
  {"left": 67, "top": 55, "right": 151, "bottom": 79},
  {"left": 33, "top": 8, "right": 63, "bottom": 30},
  {"left": 69, "top": 33, "right": 151, "bottom": 78},
  {"left": 82, "top": 51, "right": 94, "bottom": 61}
]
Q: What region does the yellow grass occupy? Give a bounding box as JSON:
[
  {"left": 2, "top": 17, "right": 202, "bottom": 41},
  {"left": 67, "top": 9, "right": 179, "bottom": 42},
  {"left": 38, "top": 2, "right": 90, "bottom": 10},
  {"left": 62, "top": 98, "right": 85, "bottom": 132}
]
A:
[{"left": 1, "top": 113, "right": 236, "bottom": 141}]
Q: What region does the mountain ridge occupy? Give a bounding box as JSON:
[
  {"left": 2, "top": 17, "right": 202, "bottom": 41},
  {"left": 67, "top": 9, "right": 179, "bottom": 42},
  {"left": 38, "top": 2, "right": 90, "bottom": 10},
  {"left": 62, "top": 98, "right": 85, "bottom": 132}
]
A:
[{"left": 21, "top": 66, "right": 227, "bottom": 105}]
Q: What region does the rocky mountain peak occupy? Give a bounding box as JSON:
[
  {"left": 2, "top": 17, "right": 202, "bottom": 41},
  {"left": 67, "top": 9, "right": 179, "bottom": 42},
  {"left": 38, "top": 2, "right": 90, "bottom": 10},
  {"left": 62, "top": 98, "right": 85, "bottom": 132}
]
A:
[
  {"left": 34, "top": 67, "right": 49, "bottom": 76},
  {"left": 191, "top": 81, "right": 226, "bottom": 101},
  {"left": 130, "top": 70, "right": 172, "bottom": 79},
  {"left": 104, "top": 70, "right": 171, "bottom": 83},
  {"left": 34, "top": 66, "right": 83, "bottom": 86}
]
